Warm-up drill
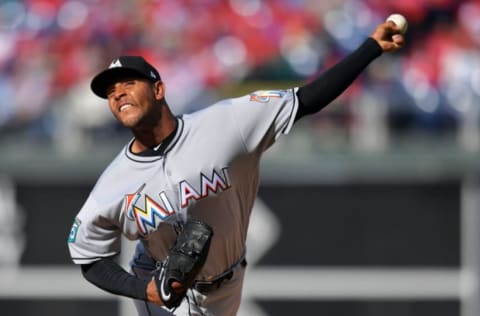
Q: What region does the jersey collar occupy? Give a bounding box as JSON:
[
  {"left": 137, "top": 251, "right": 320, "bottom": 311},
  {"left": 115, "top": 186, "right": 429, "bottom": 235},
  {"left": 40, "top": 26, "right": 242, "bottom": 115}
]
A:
[{"left": 124, "top": 117, "right": 184, "bottom": 162}]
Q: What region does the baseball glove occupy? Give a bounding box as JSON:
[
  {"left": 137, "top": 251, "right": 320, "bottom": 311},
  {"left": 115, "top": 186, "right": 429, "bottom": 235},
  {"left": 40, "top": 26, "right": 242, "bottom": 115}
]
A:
[{"left": 154, "top": 219, "right": 213, "bottom": 309}]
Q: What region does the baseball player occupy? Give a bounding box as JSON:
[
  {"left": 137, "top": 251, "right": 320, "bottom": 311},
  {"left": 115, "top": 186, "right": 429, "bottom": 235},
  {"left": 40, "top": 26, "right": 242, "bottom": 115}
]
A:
[{"left": 68, "top": 21, "right": 404, "bottom": 316}]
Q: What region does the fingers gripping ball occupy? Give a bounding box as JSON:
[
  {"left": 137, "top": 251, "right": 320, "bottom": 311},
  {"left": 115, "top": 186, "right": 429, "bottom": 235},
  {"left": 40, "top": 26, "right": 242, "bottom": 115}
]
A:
[
  {"left": 155, "top": 219, "right": 213, "bottom": 309},
  {"left": 386, "top": 13, "right": 408, "bottom": 34}
]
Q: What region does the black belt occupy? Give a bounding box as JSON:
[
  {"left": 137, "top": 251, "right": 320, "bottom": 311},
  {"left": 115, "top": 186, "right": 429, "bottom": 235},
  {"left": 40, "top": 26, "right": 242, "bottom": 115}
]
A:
[{"left": 193, "top": 258, "right": 247, "bottom": 293}]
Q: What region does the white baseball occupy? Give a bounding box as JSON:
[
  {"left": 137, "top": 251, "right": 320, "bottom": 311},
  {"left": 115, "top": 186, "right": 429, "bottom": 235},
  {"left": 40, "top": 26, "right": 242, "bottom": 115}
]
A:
[{"left": 386, "top": 13, "right": 408, "bottom": 34}]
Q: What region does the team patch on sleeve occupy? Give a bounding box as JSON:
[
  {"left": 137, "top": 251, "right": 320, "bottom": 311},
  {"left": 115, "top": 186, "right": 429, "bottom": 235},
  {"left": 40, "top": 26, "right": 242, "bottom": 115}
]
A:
[
  {"left": 249, "top": 90, "right": 287, "bottom": 103},
  {"left": 68, "top": 217, "right": 81, "bottom": 243}
]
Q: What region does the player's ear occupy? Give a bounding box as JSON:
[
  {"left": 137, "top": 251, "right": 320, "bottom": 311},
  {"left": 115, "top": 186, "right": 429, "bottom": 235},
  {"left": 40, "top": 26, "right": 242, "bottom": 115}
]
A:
[{"left": 153, "top": 81, "right": 165, "bottom": 100}]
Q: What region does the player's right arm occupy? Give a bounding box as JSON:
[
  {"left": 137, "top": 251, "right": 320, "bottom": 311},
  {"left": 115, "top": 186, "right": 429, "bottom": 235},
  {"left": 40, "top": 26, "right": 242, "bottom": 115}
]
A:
[{"left": 295, "top": 21, "right": 404, "bottom": 121}]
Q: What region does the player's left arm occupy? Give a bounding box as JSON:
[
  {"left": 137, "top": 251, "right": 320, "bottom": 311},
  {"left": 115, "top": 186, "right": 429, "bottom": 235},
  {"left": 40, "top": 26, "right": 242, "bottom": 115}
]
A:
[
  {"left": 81, "top": 257, "right": 183, "bottom": 305},
  {"left": 81, "top": 258, "right": 150, "bottom": 300},
  {"left": 295, "top": 21, "right": 405, "bottom": 121}
]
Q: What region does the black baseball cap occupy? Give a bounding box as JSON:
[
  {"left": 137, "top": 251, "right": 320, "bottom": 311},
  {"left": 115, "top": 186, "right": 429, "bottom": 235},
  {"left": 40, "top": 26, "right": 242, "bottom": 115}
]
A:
[{"left": 90, "top": 56, "right": 161, "bottom": 98}]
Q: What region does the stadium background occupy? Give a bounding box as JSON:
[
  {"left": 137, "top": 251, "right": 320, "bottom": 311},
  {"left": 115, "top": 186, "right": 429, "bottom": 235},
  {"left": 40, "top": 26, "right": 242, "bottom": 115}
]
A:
[{"left": 0, "top": 0, "right": 480, "bottom": 315}]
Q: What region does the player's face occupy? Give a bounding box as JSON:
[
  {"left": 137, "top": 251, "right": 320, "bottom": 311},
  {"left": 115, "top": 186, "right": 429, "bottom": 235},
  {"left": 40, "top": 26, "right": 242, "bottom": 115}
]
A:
[{"left": 106, "top": 78, "right": 163, "bottom": 129}]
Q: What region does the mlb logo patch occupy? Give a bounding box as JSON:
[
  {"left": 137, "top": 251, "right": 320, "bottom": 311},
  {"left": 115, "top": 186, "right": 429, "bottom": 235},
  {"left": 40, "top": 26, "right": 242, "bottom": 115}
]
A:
[{"left": 249, "top": 90, "right": 286, "bottom": 103}]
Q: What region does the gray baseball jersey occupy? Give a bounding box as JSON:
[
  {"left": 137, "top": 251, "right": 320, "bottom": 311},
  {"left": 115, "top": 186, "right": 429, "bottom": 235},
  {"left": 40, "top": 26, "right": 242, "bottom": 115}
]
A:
[{"left": 68, "top": 88, "right": 299, "bottom": 280}]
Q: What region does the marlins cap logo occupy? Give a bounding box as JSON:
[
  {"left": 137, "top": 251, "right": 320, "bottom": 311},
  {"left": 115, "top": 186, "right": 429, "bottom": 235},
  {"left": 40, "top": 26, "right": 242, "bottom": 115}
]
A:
[{"left": 109, "top": 59, "right": 122, "bottom": 68}]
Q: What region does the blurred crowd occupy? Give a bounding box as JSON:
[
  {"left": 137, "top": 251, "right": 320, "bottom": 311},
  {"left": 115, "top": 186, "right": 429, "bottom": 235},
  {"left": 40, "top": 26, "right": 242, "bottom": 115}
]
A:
[{"left": 0, "top": 0, "right": 479, "bottom": 151}]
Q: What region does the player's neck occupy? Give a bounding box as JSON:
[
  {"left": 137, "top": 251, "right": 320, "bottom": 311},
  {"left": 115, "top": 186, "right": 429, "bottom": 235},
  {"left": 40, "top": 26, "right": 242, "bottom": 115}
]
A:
[
  {"left": 129, "top": 101, "right": 177, "bottom": 153},
  {"left": 131, "top": 116, "right": 177, "bottom": 154}
]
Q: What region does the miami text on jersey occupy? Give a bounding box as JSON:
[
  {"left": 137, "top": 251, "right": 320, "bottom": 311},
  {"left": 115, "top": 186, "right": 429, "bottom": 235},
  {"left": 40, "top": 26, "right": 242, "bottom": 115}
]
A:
[
  {"left": 180, "top": 167, "right": 231, "bottom": 207},
  {"left": 124, "top": 168, "right": 231, "bottom": 235}
]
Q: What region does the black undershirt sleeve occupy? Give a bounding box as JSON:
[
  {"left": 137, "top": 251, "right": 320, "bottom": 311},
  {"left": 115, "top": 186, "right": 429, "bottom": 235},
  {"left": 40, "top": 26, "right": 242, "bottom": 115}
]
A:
[
  {"left": 81, "top": 258, "right": 149, "bottom": 300},
  {"left": 295, "top": 37, "right": 383, "bottom": 121}
]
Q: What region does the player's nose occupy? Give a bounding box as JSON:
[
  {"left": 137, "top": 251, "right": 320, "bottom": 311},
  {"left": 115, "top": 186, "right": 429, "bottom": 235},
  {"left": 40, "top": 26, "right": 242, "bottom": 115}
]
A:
[{"left": 111, "top": 86, "right": 127, "bottom": 101}]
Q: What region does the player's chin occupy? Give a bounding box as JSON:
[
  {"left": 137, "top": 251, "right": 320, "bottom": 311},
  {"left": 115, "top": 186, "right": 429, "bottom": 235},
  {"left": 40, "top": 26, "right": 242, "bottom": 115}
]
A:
[{"left": 116, "top": 113, "right": 142, "bottom": 129}]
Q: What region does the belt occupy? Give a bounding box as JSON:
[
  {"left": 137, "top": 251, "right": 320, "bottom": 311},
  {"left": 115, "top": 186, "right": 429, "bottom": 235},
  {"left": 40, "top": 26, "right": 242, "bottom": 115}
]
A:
[{"left": 193, "top": 257, "right": 247, "bottom": 293}]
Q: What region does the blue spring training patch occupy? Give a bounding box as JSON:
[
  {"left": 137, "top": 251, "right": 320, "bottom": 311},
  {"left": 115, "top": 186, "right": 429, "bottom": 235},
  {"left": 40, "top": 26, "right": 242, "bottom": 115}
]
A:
[{"left": 68, "top": 217, "right": 81, "bottom": 243}]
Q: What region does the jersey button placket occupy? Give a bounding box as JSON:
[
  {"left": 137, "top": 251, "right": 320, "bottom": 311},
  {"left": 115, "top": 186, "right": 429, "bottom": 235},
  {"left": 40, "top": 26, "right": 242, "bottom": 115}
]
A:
[{"left": 162, "top": 157, "right": 181, "bottom": 221}]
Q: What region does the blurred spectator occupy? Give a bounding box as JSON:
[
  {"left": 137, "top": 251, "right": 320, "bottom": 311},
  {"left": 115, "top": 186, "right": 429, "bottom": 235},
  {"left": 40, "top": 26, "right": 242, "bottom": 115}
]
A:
[{"left": 0, "top": 0, "right": 479, "bottom": 151}]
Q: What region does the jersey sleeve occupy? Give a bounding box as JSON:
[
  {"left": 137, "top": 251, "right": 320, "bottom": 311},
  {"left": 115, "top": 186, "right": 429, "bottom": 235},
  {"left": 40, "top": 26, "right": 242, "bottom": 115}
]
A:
[
  {"left": 68, "top": 194, "right": 122, "bottom": 265},
  {"left": 228, "top": 88, "right": 299, "bottom": 152}
]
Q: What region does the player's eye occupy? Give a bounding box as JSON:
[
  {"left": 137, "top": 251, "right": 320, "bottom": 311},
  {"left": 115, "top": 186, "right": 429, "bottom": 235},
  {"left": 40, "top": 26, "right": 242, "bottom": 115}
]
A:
[{"left": 106, "top": 87, "right": 115, "bottom": 98}]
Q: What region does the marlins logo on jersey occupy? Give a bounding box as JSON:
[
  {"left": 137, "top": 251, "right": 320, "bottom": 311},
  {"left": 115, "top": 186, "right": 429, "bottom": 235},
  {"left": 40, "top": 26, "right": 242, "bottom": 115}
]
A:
[
  {"left": 124, "top": 183, "right": 176, "bottom": 235},
  {"left": 124, "top": 168, "right": 231, "bottom": 235}
]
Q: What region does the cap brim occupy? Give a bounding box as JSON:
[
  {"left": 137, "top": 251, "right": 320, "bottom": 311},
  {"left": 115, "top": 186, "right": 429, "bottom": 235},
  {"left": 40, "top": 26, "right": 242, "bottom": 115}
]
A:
[{"left": 90, "top": 67, "right": 153, "bottom": 99}]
